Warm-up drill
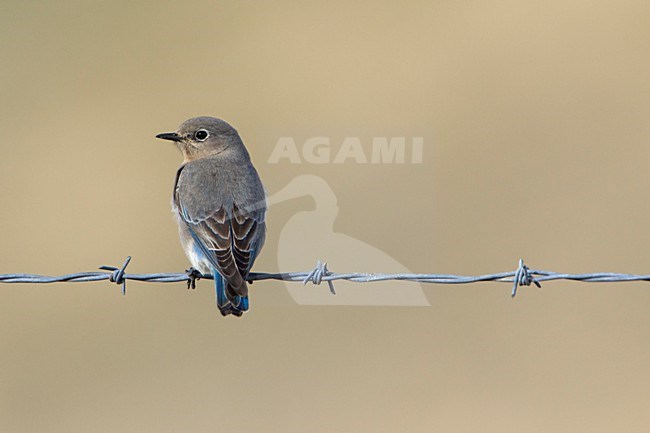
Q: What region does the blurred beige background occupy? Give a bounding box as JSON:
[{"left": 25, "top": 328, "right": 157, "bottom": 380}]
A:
[{"left": 2, "top": 1, "right": 650, "bottom": 432}]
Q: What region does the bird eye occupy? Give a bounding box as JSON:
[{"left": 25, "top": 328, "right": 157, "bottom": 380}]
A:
[{"left": 194, "top": 129, "right": 209, "bottom": 141}]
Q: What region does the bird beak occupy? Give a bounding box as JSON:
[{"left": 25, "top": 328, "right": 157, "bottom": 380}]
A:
[{"left": 156, "top": 132, "right": 183, "bottom": 142}]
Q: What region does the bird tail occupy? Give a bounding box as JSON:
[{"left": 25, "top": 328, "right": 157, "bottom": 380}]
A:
[{"left": 213, "top": 269, "right": 249, "bottom": 317}]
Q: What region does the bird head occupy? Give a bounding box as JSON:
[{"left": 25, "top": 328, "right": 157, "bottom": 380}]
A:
[{"left": 156, "top": 116, "right": 243, "bottom": 163}]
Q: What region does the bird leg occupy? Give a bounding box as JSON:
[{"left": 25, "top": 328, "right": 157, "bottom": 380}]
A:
[{"left": 185, "top": 267, "right": 203, "bottom": 290}]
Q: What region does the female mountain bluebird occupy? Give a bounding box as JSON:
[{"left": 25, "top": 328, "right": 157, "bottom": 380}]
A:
[{"left": 156, "top": 117, "right": 266, "bottom": 317}]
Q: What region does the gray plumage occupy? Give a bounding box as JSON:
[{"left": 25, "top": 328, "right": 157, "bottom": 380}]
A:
[{"left": 156, "top": 116, "right": 266, "bottom": 317}]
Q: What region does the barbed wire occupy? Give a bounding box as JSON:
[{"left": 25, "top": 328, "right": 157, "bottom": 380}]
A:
[{"left": 2, "top": 257, "right": 650, "bottom": 298}]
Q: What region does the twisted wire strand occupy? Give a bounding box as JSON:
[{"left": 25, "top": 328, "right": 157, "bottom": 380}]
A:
[{"left": 2, "top": 257, "right": 649, "bottom": 297}]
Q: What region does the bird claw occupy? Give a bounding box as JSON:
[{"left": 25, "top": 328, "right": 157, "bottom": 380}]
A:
[{"left": 186, "top": 267, "right": 202, "bottom": 290}]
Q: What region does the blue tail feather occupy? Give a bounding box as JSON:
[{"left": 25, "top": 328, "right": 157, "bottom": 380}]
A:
[{"left": 212, "top": 268, "right": 249, "bottom": 317}]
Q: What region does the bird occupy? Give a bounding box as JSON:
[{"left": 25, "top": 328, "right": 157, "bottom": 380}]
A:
[{"left": 156, "top": 117, "right": 266, "bottom": 317}]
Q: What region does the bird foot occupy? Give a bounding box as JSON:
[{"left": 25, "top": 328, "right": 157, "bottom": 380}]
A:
[{"left": 185, "top": 267, "right": 203, "bottom": 290}]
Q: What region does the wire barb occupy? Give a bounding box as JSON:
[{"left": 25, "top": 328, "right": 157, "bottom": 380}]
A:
[
  {"left": 99, "top": 256, "right": 131, "bottom": 295},
  {"left": 302, "top": 260, "right": 336, "bottom": 295},
  {"left": 511, "top": 258, "right": 542, "bottom": 297}
]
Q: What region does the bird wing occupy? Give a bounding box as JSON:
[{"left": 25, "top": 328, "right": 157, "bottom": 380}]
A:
[{"left": 174, "top": 164, "right": 266, "bottom": 297}]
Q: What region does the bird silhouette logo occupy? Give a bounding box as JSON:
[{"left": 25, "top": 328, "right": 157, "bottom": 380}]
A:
[{"left": 269, "top": 175, "right": 430, "bottom": 306}]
